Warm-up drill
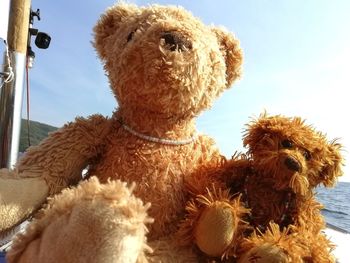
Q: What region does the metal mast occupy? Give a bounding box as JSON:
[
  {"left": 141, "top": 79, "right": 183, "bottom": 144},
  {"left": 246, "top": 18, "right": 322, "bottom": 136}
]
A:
[{"left": 0, "top": 0, "right": 31, "bottom": 168}]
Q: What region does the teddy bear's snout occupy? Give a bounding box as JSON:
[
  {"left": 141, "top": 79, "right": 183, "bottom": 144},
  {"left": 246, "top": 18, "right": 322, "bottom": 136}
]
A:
[
  {"left": 161, "top": 31, "right": 192, "bottom": 52},
  {"left": 284, "top": 156, "right": 302, "bottom": 172}
]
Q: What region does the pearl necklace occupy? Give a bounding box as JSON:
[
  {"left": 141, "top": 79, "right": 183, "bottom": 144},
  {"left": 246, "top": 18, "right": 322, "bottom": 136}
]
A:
[{"left": 117, "top": 119, "right": 197, "bottom": 146}]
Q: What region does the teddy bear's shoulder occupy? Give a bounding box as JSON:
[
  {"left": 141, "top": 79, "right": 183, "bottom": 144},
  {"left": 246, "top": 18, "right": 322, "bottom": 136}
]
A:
[
  {"left": 62, "top": 114, "right": 112, "bottom": 141},
  {"left": 195, "top": 134, "right": 223, "bottom": 160}
]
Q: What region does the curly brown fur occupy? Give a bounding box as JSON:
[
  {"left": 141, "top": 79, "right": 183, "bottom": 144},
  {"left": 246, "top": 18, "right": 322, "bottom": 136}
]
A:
[
  {"left": 177, "top": 158, "right": 251, "bottom": 259},
  {"left": 235, "top": 113, "right": 343, "bottom": 230},
  {"left": 229, "top": 113, "right": 343, "bottom": 262},
  {"left": 178, "top": 113, "right": 343, "bottom": 262}
]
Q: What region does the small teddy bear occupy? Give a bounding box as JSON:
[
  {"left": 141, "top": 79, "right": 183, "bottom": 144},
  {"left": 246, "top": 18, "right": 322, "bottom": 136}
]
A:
[
  {"left": 179, "top": 113, "right": 343, "bottom": 262},
  {"left": 0, "top": 3, "right": 243, "bottom": 262}
]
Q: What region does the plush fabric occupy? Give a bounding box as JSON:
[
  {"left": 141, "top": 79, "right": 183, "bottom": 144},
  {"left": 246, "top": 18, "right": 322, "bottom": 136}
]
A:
[
  {"left": 179, "top": 113, "right": 343, "bottom": 262},
  {"left": 0, "top": 3, "right": 243, "bottom": 262},
  {"left": 7, "top": 177, "right": 153, "bottom": 263},
  {"left": 0, "top": 171, "right": 48, "bottom": 232}
]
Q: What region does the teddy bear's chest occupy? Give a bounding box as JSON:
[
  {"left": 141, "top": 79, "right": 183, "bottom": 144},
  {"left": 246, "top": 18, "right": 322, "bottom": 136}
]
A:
[
  {"left": 245, "top": 182, "right": 302, "bottom": 230},
  {"left": 88, "top": 133, "right": 212, "bottom": 239}
]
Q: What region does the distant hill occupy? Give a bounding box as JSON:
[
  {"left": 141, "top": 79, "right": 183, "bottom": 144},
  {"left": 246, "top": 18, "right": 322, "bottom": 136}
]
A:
[{"left": 20, "top": 119, "right": 58, "bottom": 152}]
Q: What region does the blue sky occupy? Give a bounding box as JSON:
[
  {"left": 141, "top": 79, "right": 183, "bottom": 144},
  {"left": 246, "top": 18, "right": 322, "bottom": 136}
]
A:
[{"left": 2, "top": 0, "right": 350, "bottom": 181}]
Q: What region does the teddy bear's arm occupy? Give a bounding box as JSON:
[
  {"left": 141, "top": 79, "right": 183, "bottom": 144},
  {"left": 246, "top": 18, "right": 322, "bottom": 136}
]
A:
[
  {"left": 178, "top": 153, "right": 251, "bottom": 258},
  {"left": 16, "top": 114, "right": 111, "bottom": 192},
  {"left": 0, "top": 114, "right": 111, "bottom": 234},
  {"left": 6, "top": 177, "right": 153, "bottom": 263}
]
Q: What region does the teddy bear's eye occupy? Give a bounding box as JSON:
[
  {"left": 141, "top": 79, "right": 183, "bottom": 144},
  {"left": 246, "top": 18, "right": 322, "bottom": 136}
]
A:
[
  {"left": 281, "top": 139, "right": 293, "bottom": 148},
  {"left": 303, "top": 150, "right": 311, "bottom": 161},
  {"left": 127, "top": 31, "right": 135, "bottom": 42}
]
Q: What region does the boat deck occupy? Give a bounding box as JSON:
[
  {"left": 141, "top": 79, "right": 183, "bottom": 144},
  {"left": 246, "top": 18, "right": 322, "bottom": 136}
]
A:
[{"left": 324, "top": 223, "right": 350, "bottom": 263}]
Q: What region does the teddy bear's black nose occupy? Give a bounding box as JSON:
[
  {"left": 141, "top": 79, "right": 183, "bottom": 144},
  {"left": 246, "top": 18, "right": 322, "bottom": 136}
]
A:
[
  {"left": 161, "top": 31, "right": 192, "bottom": 52},
  {"left": 284, "top": 156, "right": 301, "bottom": 172}
]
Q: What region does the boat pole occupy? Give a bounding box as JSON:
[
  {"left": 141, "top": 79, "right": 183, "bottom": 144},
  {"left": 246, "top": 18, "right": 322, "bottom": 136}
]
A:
[{"left": 0, "top": 0, "right": 31, "bottom": 168}]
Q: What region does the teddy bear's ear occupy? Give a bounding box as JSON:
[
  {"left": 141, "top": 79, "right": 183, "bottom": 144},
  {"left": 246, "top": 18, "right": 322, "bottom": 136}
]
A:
[
  {"left": 320, "top": 140, "right": 343, "bottom": 187},
  {"left": 211, "top": 27, "right": 243, "bottom": 88},
  {"left": 242, "top": 113, "right": 270, "bottom": 151},
  {"left": 93, "top": 4, "right": 139, "bottom": 60},
  {"left": 242, "top": 126, "right": 265, "bottom": 153}
]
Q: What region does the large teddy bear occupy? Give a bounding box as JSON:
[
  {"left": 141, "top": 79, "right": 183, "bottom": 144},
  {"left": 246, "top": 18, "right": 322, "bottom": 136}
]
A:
[
  {"left": 179, "top": 114, "right": 343, "bottom": 262},
  {"left": 0, "top": 3, "right": 243, "bottom": 262}
]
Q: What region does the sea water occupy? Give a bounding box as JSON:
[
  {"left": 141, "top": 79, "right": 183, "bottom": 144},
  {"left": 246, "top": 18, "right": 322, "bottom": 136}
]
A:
[{"left": 317, "top": 182, "right": 350, "bottom": 233}]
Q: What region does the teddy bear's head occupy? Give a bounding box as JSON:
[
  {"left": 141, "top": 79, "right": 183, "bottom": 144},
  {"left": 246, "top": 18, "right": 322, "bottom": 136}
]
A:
[
  {"left": 243, "top": 114, "right": 343, "bottom": 196},
  {"left": 93, "top": 4, "right": 242, "bottom": 120}
]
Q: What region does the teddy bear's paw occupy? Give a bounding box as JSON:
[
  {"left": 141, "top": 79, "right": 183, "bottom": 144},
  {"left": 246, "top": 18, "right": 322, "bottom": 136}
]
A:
[
  {"left": 238, "top": 223, "right": 312, "bottom": 263},
  {"left": 195, "top": 200, "right": 238, "bottom": 257},
  {"left": 0, "top": 169, "right": 48, "bottom": 234},
  {"left": 238, "top": 243, "right": 290, "bottom": 263},
  {"left": 178, "top": 188, "right": 249, "bottom": 258},
  {"left": 7, "top": 176, "right": 153, "bottom": 263}
]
